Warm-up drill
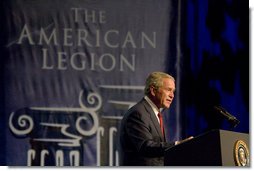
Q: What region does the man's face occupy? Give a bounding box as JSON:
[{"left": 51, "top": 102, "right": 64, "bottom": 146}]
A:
[{"left": 151, "top": 78, "right": 175, "bottom": 109}]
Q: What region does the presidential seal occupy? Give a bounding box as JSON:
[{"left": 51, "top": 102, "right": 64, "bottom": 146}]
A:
[{"left": 234, "top": 140, "right": 250, "bottom": 166}]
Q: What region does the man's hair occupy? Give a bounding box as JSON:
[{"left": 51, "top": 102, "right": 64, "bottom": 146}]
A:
[{"left": 144, "top": 72, "right": 175, "bottom": 95}]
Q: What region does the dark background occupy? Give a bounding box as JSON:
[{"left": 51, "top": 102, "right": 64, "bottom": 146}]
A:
[{"left": 179, "top": 0, "right": 249, "bottom": 137}]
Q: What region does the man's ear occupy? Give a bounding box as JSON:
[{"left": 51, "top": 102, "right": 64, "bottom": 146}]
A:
[{"left": 150, "top": 86, "right": 156, "bottom": 96}]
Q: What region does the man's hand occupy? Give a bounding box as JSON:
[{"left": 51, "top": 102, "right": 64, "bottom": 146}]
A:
[{"left": 175, "top": 136, "right": 194, "bottom": 145}]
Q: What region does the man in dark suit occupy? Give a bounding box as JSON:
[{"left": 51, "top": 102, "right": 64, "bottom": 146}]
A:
[{"left": 120, "top": 71, "right": 192, "bottom": 166}]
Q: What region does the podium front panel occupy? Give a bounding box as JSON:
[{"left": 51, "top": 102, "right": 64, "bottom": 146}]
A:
[{"left": 164, "top": 129, "right": 249, "bottom": 166}]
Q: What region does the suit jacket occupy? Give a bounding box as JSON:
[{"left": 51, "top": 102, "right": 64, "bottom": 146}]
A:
[{"left": 119, "top": 98, "right": 175, "bottom": 166}]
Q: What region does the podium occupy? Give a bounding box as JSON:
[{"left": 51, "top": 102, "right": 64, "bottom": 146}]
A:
[{"left": 164, "top": 129, "right": 249, "bottom": 166}]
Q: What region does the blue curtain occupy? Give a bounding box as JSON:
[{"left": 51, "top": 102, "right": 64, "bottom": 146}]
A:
[{"left": 179, "top": 0, "right": 249, "bottom": 137}]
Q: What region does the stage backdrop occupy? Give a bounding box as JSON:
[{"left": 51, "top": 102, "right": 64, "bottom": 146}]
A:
[
  {"left": 180, "top": 0, "right": 249, "bottom": 137},
  {"left": 0, "top": 0, "right": 180, "bottom": 166},
  {"left": 0, "top": 0, "right": 249, "bottom": 166}
]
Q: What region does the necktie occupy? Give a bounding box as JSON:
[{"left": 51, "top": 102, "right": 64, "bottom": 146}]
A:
[{"left": 157, "top": 112, "right": 165, "bottom": 138}]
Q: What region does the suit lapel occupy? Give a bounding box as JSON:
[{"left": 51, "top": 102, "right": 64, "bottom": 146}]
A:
[{"left": 141, "top": 99, "right": 164, "bottom": 140}]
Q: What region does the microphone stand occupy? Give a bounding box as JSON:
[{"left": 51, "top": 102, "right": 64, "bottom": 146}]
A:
[{"left": 214, "top": 106, "right": 240, "bottom": 128}]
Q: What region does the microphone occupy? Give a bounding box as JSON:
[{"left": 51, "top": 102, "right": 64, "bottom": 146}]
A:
[{"left": 214, "top": 106, "right": 240, "bottom": 128}]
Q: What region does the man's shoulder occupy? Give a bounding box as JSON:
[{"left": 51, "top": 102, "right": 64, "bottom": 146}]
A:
[
  {"left": 129, "top": 98, "right": 147, "bottom": 111},
  {"left": 123, "top": 98, "right": 150, "bottom": 118}
]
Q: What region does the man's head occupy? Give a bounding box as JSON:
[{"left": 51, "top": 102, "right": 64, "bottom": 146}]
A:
[{"left": 144, "top": 72, "right": 175, "bottom": 109}]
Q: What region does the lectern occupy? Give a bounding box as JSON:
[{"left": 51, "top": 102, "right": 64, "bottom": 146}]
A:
[{"left": 164, "top": 129, "right": 249, "bottom": 166}]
